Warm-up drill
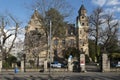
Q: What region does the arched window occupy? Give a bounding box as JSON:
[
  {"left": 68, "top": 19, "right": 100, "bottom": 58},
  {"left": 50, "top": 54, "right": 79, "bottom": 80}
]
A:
[
  {"left": 54, "top": 39, "right": 58, "bottom": 45},
  {"left": 82, "top": 23, "right": 84, "bottom": 26}
]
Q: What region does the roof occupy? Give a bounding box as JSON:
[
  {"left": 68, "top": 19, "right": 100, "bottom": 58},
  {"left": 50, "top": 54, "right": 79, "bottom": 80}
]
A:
[
  {"left": 31, "top": 10, "right": 43, "bottom": 19},
  {"left": 80, "top": 4, "right": 86, "bottom": 10},
  {"left": 78, "top": 4, "right": 86, "bottom": 14}
]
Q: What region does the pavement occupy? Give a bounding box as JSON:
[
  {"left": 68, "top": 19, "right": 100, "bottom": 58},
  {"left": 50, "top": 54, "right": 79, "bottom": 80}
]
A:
[{"left": 0, "top": 71, "right": 120, "bottom": 80}]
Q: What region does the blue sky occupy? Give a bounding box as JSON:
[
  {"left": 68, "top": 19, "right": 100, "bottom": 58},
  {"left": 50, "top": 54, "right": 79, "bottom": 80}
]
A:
[
  {"left": 0, "top": 0, "right": 120, "bottom": 27},
  {"left": 0, "top": 0, "right": 120, "bottom": 41}
]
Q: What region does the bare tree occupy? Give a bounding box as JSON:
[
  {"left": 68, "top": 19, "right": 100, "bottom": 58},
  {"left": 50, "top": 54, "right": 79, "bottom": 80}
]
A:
[
  {"left": 0, "top": 15, "right": 20, "bottom": 61},
  {"left": 89, "top": 7, "right": 104, "bottom": 62},
  {"left": 99, "top": 14, "right": 119, "bottom": 52},
  {"left": 28, "top": 0, "right": 73, "bottom": 18},
  {"left": 89, "top": 7, "right": 119, "bottom": 62}
]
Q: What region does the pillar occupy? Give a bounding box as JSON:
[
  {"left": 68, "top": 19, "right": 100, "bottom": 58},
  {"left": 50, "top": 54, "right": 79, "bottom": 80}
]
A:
[
  {"left": 68, "top": 55, "right": 73, "bottom": 72},
  {"left": 102, "top": 53, "right": 110, "bottom": 72},
  {"left": 44, "top": 60, "right": 47, "bottom": 72},
  {"left": 0, "top": 60, "right": 2, "bottom": 72},
  {"left": 80, "top": 54, "right": 86, "bottom": 72},
  {"left": 0, "top": 54, "right": 2, "bottom": 72},
  {"left": 21, "top": 60, "right": 24, "bottom": 72}
]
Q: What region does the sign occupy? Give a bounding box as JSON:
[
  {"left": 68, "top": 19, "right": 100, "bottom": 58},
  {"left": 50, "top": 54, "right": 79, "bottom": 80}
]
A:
[
  {"left": 80, "top": 54, "right": 85, "bottom": 66},
  {"left": 80, "top": 60, "right": 85, "bottom": 65}
]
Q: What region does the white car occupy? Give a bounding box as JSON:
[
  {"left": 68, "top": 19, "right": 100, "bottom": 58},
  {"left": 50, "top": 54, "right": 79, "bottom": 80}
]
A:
[
  {"left": 51, "top": 63, "right": 61, "bottom": 68},
  {"left": 116, "top": 64, "right": 120, "bottom": 67}
]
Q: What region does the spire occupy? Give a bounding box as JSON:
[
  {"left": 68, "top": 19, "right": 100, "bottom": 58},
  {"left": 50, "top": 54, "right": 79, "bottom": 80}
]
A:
[
  {"left": 78, "top": 0, "right": 86, "bottom": 15},
  {"left": 80, "top": 4, "right": 86, "bottom": 10},
  {"left": 82, "top": 0, "right": 83, "bottom": 4},
  {"left": 31, "top": 9, "right": 42, "bottom": 19},
  {"left": 78, "top": 4, "right": 86, "bottom": 13},
  {"left": 78, "top": 4, "right": 86, "bottom": 16}
]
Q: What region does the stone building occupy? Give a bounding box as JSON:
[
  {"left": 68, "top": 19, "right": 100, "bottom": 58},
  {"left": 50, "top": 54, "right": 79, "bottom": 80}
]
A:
[
  {"left": 24, "top": 4, "right": 89, "bottom": 67},
  {"left": 76, "top": 4, "right": 89, "bottom": 56}
]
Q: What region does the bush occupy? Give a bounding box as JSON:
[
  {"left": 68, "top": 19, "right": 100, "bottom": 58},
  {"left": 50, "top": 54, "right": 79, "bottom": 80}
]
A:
[{"left": 3, "top": 62, "right": 11, "bottom": 69}]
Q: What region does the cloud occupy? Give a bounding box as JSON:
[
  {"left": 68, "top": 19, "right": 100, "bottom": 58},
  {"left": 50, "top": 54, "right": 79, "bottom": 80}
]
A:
[
  {"left": 114, "top": 6, "right": 120, "bottom": 12},
  {"left": 91, "top": 0, "right": 120, "bottom": 14},
  {"left": 91, "top": 0, "right": 107, "bottom": 7},
  {"left": 105, "top": 6, "right": 120, "bottom": 14},
  {"left": 92, "top": 0, "right": 120, "bottom": 6},
  {"left": 106, "top": 0, "right": 120, "bottom": 6}
]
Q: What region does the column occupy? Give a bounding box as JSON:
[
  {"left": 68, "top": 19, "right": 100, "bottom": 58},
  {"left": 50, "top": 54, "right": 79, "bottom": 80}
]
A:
[
  {"left": 102, "top": 53, "right": 110, "bottom": 72},
  {"left": 80, "top": 54, "right": 86, "bottom": 72},
  {"left": 0, "top": 60, "right": 2, "bottom": 72},
  {"left": 0, "top": 54, "right": 2, "bottom": 72},
  {"left": 21, "top": 60, "right": 24, "bottom": 72},
  {"left": 44, "top": 60, "right": 47, "bottom": 72}
]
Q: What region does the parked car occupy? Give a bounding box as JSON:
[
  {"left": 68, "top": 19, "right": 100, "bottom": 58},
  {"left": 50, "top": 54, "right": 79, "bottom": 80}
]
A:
[
  {"left": 116, "top": 64, "right": 120, "bottom": 67},
  {"left": 116, "top": 62, "right": 120, "bottom": 67},
  {"left": 50, "top": 62, "right": 62, "bottom": 68}
]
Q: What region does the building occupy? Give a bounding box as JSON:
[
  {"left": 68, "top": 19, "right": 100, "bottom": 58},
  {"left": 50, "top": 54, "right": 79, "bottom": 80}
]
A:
[
  {"left": 24, "top": 4, "right": 89, "bottom": 67},
  {"left": 76, "top": 4, "right": 89, "bottom": 56}
]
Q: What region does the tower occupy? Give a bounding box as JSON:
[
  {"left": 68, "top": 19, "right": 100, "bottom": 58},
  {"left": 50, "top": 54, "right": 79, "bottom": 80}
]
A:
[{"left": 77, "top": 4, "right": 89, "bottom": 56}]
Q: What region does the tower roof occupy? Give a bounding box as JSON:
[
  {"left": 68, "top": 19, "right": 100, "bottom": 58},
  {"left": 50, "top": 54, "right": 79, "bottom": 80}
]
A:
[
  {"left": 80, "top": 4, "right": 86, "bottom": 10},
  {"left": 78, "top": 4, "right": 86, "bottom": 14}
]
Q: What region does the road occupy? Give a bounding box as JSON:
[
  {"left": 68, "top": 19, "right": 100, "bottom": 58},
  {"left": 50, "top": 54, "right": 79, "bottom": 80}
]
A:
[{"left": 0, "top": 71, "right": 120, "bottom": 80}]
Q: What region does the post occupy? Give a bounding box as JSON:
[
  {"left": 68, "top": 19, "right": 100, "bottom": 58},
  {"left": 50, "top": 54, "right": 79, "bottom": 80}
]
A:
[
  {"left": 80, "top": 54, "right": 86, "bottom": 72},
  {"left": 0, "top": 54, "right": 2, "bottom": 72},
  {"left": 102, "top": 53, "right": 110, "bottom": 72},
  {"left": 21, "top": 59, "right": 24, "bottom": 72},
  {"left": 49, "top": 20, "right": 52, "bottom": 76},
  {"left": 68, "top": 55, "right": 73, "bottom": 71},
  {"left": 44, "top": 60, "right": 47, "bottom": 72},
  {"left": 23, "top": 54, "right": 26, "bottom": 72}
]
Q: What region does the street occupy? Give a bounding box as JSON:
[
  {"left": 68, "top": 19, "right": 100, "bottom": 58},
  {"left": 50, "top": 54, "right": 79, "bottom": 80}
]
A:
[{"left": 0, "top": 71, "right": 120, "bottom": 80}]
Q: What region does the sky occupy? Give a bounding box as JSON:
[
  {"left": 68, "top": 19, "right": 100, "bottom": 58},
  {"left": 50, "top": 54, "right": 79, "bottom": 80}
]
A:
[
  {"left": 0, "top": 0, "right": 120, "bottom": 26},
  {"left": 0, "top": 0, "right": 120, "bottom": 40}
]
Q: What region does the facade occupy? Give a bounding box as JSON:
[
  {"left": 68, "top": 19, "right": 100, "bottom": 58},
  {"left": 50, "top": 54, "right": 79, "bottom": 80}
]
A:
[
  {"left": 24, "top": 10, "right": 48, "bottom": 67},
  {"left": 24, "top": 5, "right": 89, "bottom": 67}
]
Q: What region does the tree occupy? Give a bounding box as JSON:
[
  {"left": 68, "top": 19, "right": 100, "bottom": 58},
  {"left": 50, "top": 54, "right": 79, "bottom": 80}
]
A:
[
  {"left": 0, "top": 15, "right": 20, "bottom": 61},
  {"left": 99, "top": 14, "right": 119, "bottom": 53},
  {"left": 3, "top": 54, "right": 17, "bottom": 68},
  {"left": 89, "top": 7, "right": 104, "bottom": 62},
  {"left": 24, "top": 28, "right": 44, "bottom": 67},
  {"left": 29, "top": 0, "right": 73, "bottom": 18},
  {"left": 25, "top": 3, "right": 70, "bottom": 65},
  {"left": 27, "top": 0, "right": 73, "bottom": 38},
  {"left": 45, "top": 8, "right": 66, "bottom": 38},
  {"left": 89, "top": 7, "right": 119, "bottom": 62},
  {"left": 63, "top": 47, "right": 80, "bottom": 60},
  {"left": 88, "top": 39, "right": 96, "bottom": 62}
]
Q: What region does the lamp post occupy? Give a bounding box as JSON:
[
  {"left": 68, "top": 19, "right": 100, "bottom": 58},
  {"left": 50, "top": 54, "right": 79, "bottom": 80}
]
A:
[
  {"left": 49, "top": 19, "right": 52, "bottom": 77},
  {"left": 23, "top": 53, "right": 26, "bottom": 72}
]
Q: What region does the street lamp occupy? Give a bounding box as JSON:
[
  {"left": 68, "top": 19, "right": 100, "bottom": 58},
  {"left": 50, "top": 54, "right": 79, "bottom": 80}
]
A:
[
  {"left": 22, "top": 53, "right": 26, "bottom": 72},
  {"left": 48, "top": 19, "right": 52, "bottom": 77}
]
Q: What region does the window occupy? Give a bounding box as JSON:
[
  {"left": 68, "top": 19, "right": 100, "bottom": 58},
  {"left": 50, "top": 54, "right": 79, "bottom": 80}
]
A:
[
  {"left": 82, "top": 16, "right": 84, "bottom": 19},
  {"left": 82, "top": 23, "right": 84, "bottom": 26},
  {"left": 54, "top": 39, "right": 58, "bottom": 45},
  {"left": 35, "top": 28, "right": 38, "bottom": 31}
]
